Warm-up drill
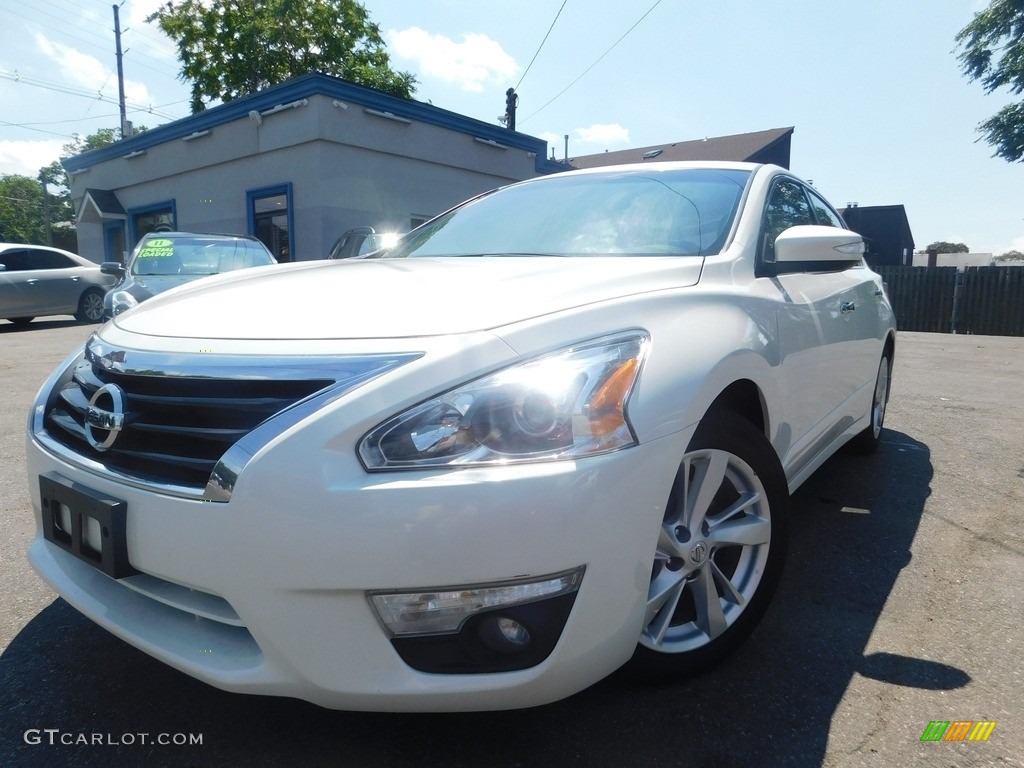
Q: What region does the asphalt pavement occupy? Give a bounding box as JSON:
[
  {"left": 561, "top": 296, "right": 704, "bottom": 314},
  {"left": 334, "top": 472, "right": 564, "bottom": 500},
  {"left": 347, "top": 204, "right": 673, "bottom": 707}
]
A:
[{"left": 1, "top": 318, "right": 1021, "bottom": 768}]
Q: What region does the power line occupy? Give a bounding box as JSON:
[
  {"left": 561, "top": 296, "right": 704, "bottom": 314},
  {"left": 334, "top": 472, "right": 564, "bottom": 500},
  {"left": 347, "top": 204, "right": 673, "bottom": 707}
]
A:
[
  {"left": 0, "top": 70, "right": 183, "bottom": 121},
  {"left": 516, "top": 0, "right": 568, "bottom": 91},
  {"left": 3, "top": 115, "right": 119, "bottom": 127},
  {"left": 12, "top": 0, "right": 184, "bottom": 81},
  {"left": 40, "top": 0, "right": 180, "bottom": 57},
  {"left": 519, "top": 0, "right": 665, "bottom": 125},
  {"left": 0, "top": 118, "right": 77, "bottom": 140},
  {"left": 3, "top": 2, "right": 113, "bottom": 53}
]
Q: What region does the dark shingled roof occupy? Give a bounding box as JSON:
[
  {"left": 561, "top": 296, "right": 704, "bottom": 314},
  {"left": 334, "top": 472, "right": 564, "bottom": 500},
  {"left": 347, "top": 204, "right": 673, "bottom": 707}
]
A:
[
  {"left": 568, "top": 127, "right": 794, "bottom": 169},
  {"left": 81, "top": 188, "right": 126, "bottom": 216}
]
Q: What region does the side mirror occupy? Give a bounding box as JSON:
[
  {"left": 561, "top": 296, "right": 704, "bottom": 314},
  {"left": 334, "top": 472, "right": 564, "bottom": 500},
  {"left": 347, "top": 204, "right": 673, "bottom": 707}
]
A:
[
  {"left": 775, "top": 225, "right": 865, "bottom": 263},
  {"left": 101, "top": 261, "right": 126, "bottom": 277}
]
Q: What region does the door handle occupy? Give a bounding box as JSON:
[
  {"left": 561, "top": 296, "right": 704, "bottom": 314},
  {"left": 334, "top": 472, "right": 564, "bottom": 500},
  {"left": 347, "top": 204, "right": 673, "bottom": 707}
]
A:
[
  {"left": 71, "top": 276, "right": 80, "bottom": 282},
  {"left": 840, "top": 301, "right": 856, "bottom": 314},
  {"left": 26, "top": 278, "right": 38, "bottom": 285}
]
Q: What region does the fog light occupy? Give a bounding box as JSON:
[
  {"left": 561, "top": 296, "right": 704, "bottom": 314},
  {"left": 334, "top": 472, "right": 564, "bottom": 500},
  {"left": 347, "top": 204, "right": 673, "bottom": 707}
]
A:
[
  {"left": 479, "top": 615, "right": 532, "bottom": 654},
  {"left": 369, "top": 567, "right": 584, "bottom": 638},
  {"left": 389, "top": 592, "right": 581, "bottom": 674}
]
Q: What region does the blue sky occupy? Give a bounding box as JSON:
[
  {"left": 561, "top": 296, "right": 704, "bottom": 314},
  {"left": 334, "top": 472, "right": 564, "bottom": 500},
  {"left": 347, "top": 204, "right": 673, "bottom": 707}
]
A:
[{"left": 1, "top": 0, "right": 1020, "bottom": 255}]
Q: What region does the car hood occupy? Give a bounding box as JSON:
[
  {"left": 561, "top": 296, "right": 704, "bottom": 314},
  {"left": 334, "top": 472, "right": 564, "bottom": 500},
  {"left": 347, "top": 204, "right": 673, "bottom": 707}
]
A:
[
  {"left": 124, "top": 274, "right": 206, "bottom": 299},
  {"left": 111, "top": 257, "right": 705, "bottom": 340}
]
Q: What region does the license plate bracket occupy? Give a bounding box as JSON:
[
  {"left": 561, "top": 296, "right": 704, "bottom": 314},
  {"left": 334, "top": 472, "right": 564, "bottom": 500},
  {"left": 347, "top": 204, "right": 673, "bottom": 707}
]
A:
[{"left": 39, "top": 472, "right": 137, "bottom": 579}]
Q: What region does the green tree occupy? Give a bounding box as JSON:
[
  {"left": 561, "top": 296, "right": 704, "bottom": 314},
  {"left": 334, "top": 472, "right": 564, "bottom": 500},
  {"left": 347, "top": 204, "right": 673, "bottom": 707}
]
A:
[
  {"left": 38, "top": 161, "right": 76, "bottom": 228},
  {"left": 0, "top": 175, "right": 46, "bottom": 243},
  {"left": 926, "top": 241, "right": 970, "bottom": 254},
  {"left": 955, "top": 1, "right": 1024, "bottom": 162},
  {"left": 995, "top": 249, "right": 1024, "bottom": 262},
  {"left": 62, "top": 127, "right": 121, "bottom": 157},
  {"left": 147, "top": 0, "right": 417, "bottom": 113}
]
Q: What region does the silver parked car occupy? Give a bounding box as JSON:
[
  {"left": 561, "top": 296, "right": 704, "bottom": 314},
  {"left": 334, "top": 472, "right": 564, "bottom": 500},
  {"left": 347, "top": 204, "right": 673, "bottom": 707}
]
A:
[
  {"left": 0, "top": 243, "right": 114, "bottom": 325},
  {"left": 327, "top": 227, "right": 402, "bottom": 259},
  {"left": 102, "top": 232, "right": 277, "bottom": 319}
]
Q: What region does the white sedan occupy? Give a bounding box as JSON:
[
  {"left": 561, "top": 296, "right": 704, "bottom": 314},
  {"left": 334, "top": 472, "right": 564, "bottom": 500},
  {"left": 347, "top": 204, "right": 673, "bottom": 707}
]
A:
[{"left": 26, "top": 162, "right": 895, "bottom": 711}]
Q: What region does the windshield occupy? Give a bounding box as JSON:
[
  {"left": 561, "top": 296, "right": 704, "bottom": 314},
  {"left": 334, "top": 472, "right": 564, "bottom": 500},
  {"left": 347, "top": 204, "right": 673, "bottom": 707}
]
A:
[
  {"left": 130, "top": 236, "right": 276, "bottom": 276},
  {"left": 386, "top": 168, "right": 751, "bottom": 259}
]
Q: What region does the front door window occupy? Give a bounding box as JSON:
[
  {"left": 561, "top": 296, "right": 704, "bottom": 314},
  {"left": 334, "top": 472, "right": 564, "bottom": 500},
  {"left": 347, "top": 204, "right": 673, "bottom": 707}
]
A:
[
  {"left": 253, "top": 193, "right": 290, "bottom": 262},
  {"left": 133, "top": 207, "right": 174, "bottom": 240}
]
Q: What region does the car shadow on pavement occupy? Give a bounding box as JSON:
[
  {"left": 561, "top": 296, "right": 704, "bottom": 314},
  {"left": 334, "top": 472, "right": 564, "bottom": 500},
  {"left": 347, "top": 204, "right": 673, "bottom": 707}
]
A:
[
  {"left": 0, "top": 429, "right": 944, "bottom": 768},
  {"left": 0, "top": 318, "right": 85, "bottom": 334}
]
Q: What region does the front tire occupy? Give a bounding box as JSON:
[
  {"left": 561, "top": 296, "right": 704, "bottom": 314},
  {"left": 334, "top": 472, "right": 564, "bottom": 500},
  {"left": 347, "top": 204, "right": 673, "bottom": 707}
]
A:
[
  {"left": 627, "top": 411, "right": 789, "bottom": 678},
  {"left": 75, "top": 288, "right": 105, "bottom": 323},
  {"left": 847, "top": 349, "right": 892, "bottom": 454}
]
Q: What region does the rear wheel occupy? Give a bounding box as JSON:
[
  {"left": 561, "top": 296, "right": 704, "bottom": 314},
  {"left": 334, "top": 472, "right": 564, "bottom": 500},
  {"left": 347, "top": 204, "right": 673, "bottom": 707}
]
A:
[
  {"left": 75, "top": 288, "right": 105, "bottom": 323},
  {"left": 627, "top": 411, "right": 789, "bottom": 678}
]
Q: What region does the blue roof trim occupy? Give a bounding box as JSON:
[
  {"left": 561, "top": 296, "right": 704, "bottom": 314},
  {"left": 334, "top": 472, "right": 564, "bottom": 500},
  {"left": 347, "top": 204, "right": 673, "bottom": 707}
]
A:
[{"left": 62, "top": 73, "right": 566, "bottom": 175}]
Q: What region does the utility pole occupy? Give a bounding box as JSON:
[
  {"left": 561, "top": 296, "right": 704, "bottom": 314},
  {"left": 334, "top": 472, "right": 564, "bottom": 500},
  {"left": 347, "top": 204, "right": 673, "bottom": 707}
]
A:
[
  {"left": 504, "top": 88, "right": 518, "bottom": 132},
  {"left": 113, "top": 4, "right": 129, "bottom": 138},
  {"left": 39, "top": 173, "right": 52, "bottom": 246}
]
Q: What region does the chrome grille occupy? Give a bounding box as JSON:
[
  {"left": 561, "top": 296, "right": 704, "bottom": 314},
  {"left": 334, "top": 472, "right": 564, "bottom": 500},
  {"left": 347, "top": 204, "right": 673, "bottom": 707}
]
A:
[
  {"left": 36, "top": 334, "right": 421, "bottom": 501},
  {"left": 44, "top": 359, "right": 332, "bottom": 488}
]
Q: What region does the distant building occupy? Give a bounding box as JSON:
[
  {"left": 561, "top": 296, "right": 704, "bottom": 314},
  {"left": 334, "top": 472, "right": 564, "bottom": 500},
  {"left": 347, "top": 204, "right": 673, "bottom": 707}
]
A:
[
  {"left": 911, "top": 251, "right": 994, "bottom": 268},
  {"left": 569, "top": 127, "right": 794, "bottom": 170},
  {"left": 62, "top": 73, "right": 564, "bottom": 264},
  {"left": 839, "top": 204, "right": 915, "bottom": 268}
]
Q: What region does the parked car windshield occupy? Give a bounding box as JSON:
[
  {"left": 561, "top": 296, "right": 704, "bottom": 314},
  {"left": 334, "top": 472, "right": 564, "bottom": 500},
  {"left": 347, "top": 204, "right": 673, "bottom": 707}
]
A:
[
  {"left": 130, "top": 235, "right": 276, "bottom": 276},
  {"left": 386, "top": 168, "right": 751, "bottom": 259}
]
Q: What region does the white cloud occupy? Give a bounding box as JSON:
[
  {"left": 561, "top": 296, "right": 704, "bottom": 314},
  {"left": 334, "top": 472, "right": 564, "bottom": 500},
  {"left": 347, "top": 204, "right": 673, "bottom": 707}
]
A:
[
  {"left": 538, "top": 132, "right": 564, "bottom": 160},
  {"left": 125, "top": 0, "right": 184, "bottom": 64},
  {"left": 34, "top": 33, "right": 152, "bottom": 107},
  {"left": 128, "top": 0, "right": 170, "bottom": 25},
  {"left": 387, "top": 27, "right": 518, "bottom": 93},
  {"left": 35, "top": 34, "right": 107, "bottom": 90},
  {"left": 995, "top": 235, "right": 1024, "bottom": 256},
  {"left": 574, "top": 123, "right": 630, "bottom": 147},
  {"left": 0, "top": 139, "right": 66, "bottom": 177}
]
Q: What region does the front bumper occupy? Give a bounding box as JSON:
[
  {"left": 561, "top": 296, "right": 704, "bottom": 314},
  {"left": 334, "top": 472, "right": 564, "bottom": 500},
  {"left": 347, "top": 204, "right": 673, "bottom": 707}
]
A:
[{"left": 26, "top": 423, "right": 686, "bottom": 711}]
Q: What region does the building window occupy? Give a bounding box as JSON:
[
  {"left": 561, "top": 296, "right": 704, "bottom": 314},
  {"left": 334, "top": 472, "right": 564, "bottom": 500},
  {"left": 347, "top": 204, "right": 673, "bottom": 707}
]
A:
[
  {"left": 247, "top": 184, "right": 293, "bottom": 263},
  {"left": 128, "top": 201, "right": 176, "bottom": 248},
  {"left": 103, "top": 221, "right": 126, "bottom": 264}
]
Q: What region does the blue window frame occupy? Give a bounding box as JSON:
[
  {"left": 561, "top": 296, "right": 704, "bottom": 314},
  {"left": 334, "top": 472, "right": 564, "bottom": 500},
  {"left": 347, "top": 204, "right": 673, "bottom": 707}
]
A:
[
  {"left": 247, "top": 183, "right": 294, "bottom": 262},
  {"left": 103, "top": 220, "right": 126, "bottom": 264},
  {"left": 127, "top": 200, "right": 176, "bottom": 249}
]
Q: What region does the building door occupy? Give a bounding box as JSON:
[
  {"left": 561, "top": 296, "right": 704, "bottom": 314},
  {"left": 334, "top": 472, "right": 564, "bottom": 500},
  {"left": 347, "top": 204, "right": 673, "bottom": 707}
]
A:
[{"left": 249, "top": 186, "right": 292, "bottom": 263}]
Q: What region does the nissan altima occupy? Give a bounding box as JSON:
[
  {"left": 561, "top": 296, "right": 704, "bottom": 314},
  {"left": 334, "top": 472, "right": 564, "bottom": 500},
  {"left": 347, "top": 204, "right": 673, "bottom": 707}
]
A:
[{"left": 26, "top": 162, "right": 895, "bottom": 711}]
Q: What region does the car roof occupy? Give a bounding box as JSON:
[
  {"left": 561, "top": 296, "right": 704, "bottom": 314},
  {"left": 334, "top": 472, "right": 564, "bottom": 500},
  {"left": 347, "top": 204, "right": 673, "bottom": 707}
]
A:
[
  {"left": 138, "top": 231, "right": 262, "bottom": 242},
  {"left": 0, "top": 242, "right": 81, "bottom": 252},
  {"left": 557, "top": 160, "right": 766, "bottom": 177}
]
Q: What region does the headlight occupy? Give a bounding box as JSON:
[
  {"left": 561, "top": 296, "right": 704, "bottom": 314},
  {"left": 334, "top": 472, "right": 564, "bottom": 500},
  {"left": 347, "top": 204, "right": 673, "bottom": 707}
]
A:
[
  {"left": 358, "top": 332, "right": 648, "bottom": 470},
  {"left": 109, "top": 290, "right": 138, "bottom": 316}
]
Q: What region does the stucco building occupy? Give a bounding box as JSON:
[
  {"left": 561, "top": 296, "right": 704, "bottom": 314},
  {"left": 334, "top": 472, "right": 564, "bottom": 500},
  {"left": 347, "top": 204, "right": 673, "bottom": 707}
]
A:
[{"left": 63, "top": 73, "right": 564, "bottom": 264}]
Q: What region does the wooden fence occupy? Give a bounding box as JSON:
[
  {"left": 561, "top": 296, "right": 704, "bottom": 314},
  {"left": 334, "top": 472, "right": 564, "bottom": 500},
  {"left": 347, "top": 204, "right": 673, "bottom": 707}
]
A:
[{"left": 877, "top": 266, "right": 1024, "bottom": 337}]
